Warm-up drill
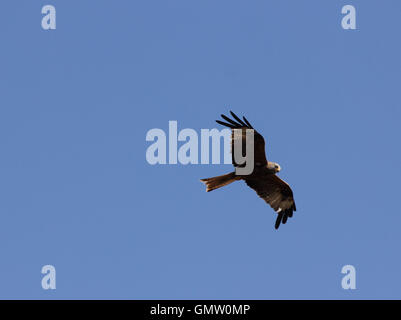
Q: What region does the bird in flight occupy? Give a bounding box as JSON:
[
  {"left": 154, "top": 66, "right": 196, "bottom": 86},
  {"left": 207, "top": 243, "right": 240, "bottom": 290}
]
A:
[{"left": 200, "top": 111, "right": 296, "bottom": 229}]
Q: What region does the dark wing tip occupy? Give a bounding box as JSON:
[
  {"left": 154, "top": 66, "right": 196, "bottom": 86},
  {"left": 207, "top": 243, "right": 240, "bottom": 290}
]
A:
[
  {"left": 229, "top": 111, "right": 247, "bottom": 127},
  {"left": 220, "top": 114, "right": 241, "bottom": 128},
  {"left": 217, "top": 112, "right": 254, "bottom": 129},
  {"left": 216, "top": 120, "right": 235, "bottom": 128},
  {"left": 275, "top": 212, "right": 283, "bottom": 229},
  {"left": 242, "top": 116, "right": 253, "bottom": 129}
]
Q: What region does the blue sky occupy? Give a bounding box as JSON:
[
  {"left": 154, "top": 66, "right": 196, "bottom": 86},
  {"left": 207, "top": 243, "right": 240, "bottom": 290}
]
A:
[{"left": 0, "top": 0, "right": 400, "bottom": 299}]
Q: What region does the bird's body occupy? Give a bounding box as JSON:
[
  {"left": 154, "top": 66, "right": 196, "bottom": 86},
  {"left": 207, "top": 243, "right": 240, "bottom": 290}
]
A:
[{"left": 200, "top": 111, "right": 296, "bottom": 229}]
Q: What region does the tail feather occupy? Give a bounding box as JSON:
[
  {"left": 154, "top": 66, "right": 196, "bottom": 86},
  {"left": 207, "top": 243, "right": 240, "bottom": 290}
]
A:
[{"left": 200, "top": 172, "right": 240, "bottom": 192}]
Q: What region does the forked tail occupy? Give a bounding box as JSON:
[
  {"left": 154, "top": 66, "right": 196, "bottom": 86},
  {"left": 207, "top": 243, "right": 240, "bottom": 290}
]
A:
[{"left": 200, "top": 172, "right": 240, "bottom": 192}]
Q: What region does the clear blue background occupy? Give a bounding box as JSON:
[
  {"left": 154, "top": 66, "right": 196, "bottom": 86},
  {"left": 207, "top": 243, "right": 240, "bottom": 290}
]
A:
[{"left": 1, "top": 0, "right": 400, "bottom": 299}]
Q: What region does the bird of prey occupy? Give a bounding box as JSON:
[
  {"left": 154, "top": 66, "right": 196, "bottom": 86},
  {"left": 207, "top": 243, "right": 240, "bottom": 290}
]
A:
[{"left": 200, "top": 111, "right": 296, "bottom": 229}]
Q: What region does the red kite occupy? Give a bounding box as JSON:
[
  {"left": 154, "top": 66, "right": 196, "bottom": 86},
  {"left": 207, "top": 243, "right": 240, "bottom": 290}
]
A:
[{"left": 201, "top": 111, "right": 296, "bottom": 229}]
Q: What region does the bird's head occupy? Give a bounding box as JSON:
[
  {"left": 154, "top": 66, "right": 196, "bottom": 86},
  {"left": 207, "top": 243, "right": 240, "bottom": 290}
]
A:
[{"left": 267, "top": 162, "right": 281, "bottom": 173}]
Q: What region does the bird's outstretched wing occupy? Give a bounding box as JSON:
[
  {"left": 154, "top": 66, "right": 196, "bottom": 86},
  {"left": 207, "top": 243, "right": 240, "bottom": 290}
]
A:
[
  {"left": 216, "top": 111, "right": 268, "bottom": 168},
  {"left": 244, "top": 174, "right": 296, "bottom": 229}
]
